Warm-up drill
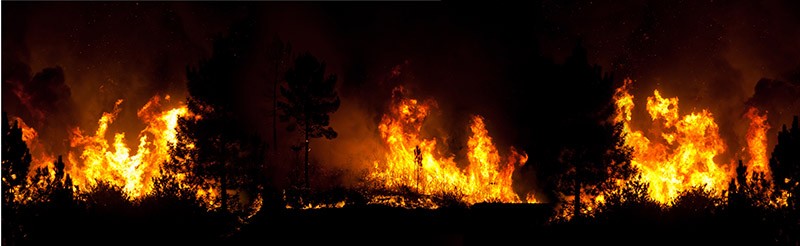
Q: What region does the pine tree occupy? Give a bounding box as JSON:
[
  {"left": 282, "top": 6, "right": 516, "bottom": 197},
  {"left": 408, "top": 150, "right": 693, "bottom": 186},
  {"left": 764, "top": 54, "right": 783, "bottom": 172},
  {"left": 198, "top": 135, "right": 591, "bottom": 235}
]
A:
[{"left": 278, "top": 53, "right": 340, "bottom": 190}]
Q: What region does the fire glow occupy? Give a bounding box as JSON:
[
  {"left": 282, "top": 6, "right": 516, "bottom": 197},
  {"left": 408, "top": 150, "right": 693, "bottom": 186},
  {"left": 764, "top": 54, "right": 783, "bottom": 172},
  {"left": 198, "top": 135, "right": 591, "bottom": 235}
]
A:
[
  {"left": 367, "top": 87, "right": 535, "bottom": 205},
  {"left": 613, "top": 79, "right": 772, "bottom": 204},
  {"left": 17, "top": 95, "right": 188, "bottom": 199},
  {"left": 11, "top": 80, "right": 779, "bottom": 209}
]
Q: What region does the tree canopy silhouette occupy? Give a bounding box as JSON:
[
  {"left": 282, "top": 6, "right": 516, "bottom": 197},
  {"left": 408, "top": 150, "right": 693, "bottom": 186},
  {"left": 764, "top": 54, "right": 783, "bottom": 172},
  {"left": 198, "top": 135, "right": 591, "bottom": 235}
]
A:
[
  {"left": 528, "top": 43, "right": 634, "bottom": 219},
  {"left": 2, "top": 112, "right": 32, "bottom": 206},
  {"left": 2, "top": 111, "right": 33, "bottom": 245},
  {"left": 769, "top": 115, "right": 800, "bottom": 210},
  {"left": 278, "top": 53, "right": 340, "bottom": 189},
  {"left": 168, "top": 18, "right": 265, "bottom": 214}
]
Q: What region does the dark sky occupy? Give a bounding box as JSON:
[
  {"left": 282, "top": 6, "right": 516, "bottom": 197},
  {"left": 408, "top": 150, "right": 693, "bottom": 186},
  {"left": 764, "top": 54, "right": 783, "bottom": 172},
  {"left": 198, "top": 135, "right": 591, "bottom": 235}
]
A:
[{"left": 3, "top": 1, "right": 799, "bottom": 185}]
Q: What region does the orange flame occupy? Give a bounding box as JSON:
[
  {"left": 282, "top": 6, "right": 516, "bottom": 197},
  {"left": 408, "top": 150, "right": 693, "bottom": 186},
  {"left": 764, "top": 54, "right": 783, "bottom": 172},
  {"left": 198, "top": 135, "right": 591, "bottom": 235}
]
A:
[
  {"left": 744, "top": 107, "right": 770, "bottom": 175},
  {"left": 368, "top": 87, "right": 534, "bottom": 206},
  {"left": 7, "top": 117, "right": 56, "bottom": 203},
  {"left": 17, "top": 95, "right": 188, "bottom": 199},
  {"left": 614, "top": 79, "right": 731, "bottom": 204},
  {"left": 612, "top": 79, "right": 779, "bottom": 205},
  {"left": 11, "top": 117, "right": 57, "bottom": 176}
]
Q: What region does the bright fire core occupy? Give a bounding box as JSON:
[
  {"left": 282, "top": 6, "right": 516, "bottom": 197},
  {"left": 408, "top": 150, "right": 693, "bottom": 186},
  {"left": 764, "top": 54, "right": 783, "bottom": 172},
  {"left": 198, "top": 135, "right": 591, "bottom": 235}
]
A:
[
  {"left": 17, "top": 95, "right": 187, "bottom": 199},
  {"left": 13, "top": 80, "right": 776, "bottom": 209},
  {"left": 367, "top": 87, "right": 535, "bottom": 205},
  {"left": 613, "top": 79, "right": 771, "bottom": 204}
]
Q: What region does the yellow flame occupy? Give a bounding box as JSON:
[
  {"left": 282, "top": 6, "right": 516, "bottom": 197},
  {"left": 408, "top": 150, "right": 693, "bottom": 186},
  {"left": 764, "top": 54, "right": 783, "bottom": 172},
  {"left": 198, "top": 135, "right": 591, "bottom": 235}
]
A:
[
  {"left": 745, "top": 107, "right": 770, "bottom": 175},
  {"left": 16, "top": 95, "right": 187, "bottom": 199},
  {"left": 11, "top": 117, "right": 57, "bottom": 177},
  {"left": 612, "top": 79, "right": 777, "bottom": 205},
  {"left": 368, "top": 86, "right": 532, "bottom": 206}
]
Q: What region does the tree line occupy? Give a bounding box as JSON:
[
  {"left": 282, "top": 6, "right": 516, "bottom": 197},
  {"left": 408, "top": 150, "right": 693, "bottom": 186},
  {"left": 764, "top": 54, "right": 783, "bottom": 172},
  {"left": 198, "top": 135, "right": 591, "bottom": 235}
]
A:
[{"left": 2, "top": 21, "right": 799, "bottom": 245}]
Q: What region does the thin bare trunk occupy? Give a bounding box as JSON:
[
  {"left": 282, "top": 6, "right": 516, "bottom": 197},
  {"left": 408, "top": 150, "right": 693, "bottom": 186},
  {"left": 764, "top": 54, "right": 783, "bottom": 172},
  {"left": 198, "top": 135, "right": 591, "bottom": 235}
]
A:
[
  {"left": 574, "top": 169, "right": 581, "bottom": 219},
  {"left": 304, "top": 122, "right": 310, "bottom": 190},
  {"left": 221, "top": 168, "right": 228, "bottom": 213},
  {"left": 273, "top": 61, "right": 278, "bottom": 152}
]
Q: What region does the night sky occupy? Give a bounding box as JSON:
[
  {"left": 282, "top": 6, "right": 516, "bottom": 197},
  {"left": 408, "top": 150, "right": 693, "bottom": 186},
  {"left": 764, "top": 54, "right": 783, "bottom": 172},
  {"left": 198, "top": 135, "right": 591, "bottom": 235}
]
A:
[{"left": 3, "top": 1, "right": 800, "bottom": 189}]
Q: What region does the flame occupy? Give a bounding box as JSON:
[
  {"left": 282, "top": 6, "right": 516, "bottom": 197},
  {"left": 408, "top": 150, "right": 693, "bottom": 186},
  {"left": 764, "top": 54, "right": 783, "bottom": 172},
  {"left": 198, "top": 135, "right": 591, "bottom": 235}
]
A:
[
  {"left": 11, "top": 117, "right": 57, "bottom": 175},
  {"left": 70, "top": 96, "right": 187, "bottom": 198},
  {"left": 17, "top": 95, "right": 188, "bottom": 199},
  {"left": 613, "top": 79, "right": 778, "bottom": 205},
  {"left": 301, "top": 200, "right": 346, "bottom": 209},
  {"left": 6, "top": 117, "right": 54, "bottom": 203},
  {"left": 13, "top": 95, "right": 241, "bottom": 209},
  {"left": 196, "top": 184, "right": 220, "bottom": 208},
  {"left": 368, "top": 87, "right": 532, "bottom": 206},
  {"left": 744, "top": 107, "right": 769, "bottom": 175},
  {"left": 614, "top": 79, "right": 731, "bottom": 204}
]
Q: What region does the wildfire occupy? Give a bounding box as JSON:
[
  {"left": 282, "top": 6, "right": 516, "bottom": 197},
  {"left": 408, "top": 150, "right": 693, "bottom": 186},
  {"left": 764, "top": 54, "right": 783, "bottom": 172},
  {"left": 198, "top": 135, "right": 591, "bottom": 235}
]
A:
[
  {"left": 368, "top": 87, "right": 535, "bottom": 206},
  {"left": 17, "top": 95, "right": 188, "bottom": 199},
  {"left": 11, "top": 116, "right": 57, "bottom": 175},
  {"left": 613, "top": 79, "right": 773, "bottom": 204},
  {"left": 745, "top": 107, "right": 770, "bottom": 175}
]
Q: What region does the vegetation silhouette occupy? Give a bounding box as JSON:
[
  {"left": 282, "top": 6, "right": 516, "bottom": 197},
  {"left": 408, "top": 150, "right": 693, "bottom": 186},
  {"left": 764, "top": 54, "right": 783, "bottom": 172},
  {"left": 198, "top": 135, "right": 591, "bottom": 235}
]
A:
[
  {"left": 169, "top": 17, "right": 266, "bottom": 217},
  {"left": 1, "top": 23, "right": 798, "bottom": 245},
  {"left": 278, "top": 52, "right": 341, "bottom": 191},
  {"left": 2, "top": 111, "right": 32, "bottom": 245},
  {"left": 523, "top": 43, "right": 635, "bottom": 219}
]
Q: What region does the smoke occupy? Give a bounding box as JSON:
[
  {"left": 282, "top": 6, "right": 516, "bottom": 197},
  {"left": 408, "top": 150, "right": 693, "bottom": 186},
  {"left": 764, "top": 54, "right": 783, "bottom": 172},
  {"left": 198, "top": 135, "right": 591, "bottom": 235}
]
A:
[
  {"left": 537, "top": 0, "right": 800, "bottom": 165},
  {"left": 4, "top": 1, "right": 799, "bottom": 193},
  {"left": 310, "top": 96, "right": 384, "bottom": 186},
  {"left": 2, "top": 2, "right": 248, "bottom": 150},
  {"left": 2, "top": 62, "right": 76, "bottom": 156},
  {"left": 747, "top": 79, "right": 800, "bottom": 153}
]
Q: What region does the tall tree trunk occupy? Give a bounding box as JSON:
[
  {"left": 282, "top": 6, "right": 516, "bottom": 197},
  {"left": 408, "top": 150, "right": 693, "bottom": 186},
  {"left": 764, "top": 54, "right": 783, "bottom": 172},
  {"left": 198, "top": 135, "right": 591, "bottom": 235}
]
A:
[
  {"left": 221, "top": 169, "right": 228, "bottom": 213},
  {"left": 305, "top": 122, "right": 310, "bottom": 190},
  {"left": 574, "top": 167, "right": 581, "bottom": 220},
  {"left": 273, "top": 62, "right": 278, "bottom": 152}
]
